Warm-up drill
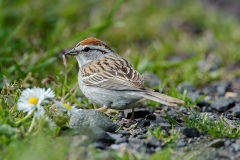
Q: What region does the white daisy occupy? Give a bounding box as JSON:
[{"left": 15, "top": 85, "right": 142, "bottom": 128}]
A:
[
  {"left": 54, "top": 101, "right": 80, "bottom": 115},
  {"left": 17, "top": 87, "right": 55, "bottom": 118}
]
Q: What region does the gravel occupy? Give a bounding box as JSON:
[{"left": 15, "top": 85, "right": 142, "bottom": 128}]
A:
[{"left": 68, "top": 78, "right": 240, "bottom": 160}]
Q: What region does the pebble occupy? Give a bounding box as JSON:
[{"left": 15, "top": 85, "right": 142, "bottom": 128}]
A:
[
  {"left": 211, "top": 98, "right": 235, "bottom": 112},
  {"left": 183, "top": 128, "right": 200, "bottom": 138},
  {"left": 145, "top": 114, "right": 156, "bottom": 120},
  {"left": 177, "top": 139, "right": 187, "bottom": 147},
  {"left": 115, "top": 137, "right": 128, "bottom": 144},
  {"left": 158, "top": 123, "right": 172, "bottom": 130},
  {"left": 137, "top": 119, "right": 151, "bottom": 128},
  {"left": 142, "top": 72, "right": 161, "bottom": 88},
  {"left": 133, "top": 128, "right": 148, "bottom": 135},
  {"left": 146, "top": 136, "right": 161, "bottom": 148},
  {"left": 178, "top": 82, "right": 196, "bottom": 92},
  {"left": 209, "top": 139, "right": 225, "bottom": 148},
  {"left": 69, "top": 110, "right": 119, "bottom": 132},
  {"left": 216, "top": 82, "right": 230, "bottom": 96},
  {"left": 96, "top": 132, "right": 115, "bottom": 145},
  {"left": 116, "top": 130, "right": 131, "bottom": 135}
]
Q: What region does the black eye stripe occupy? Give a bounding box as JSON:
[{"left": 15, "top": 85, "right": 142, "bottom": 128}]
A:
[
  {"left": 83, "top": 47, "right": 90, "bottom": 52},
  {"left": 82, "top": 48, "right": 107, "bottom": 54}
]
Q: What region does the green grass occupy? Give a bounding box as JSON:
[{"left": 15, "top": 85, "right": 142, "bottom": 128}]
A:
[
  {"left": 1, "top": 0, "right": 240, "bottom": 159},
  {"left": 182, "top": 111, "right": 240, "bottom": 138},
  {"left": 146, "top": 125, "right": 180, "bottom": 143}
]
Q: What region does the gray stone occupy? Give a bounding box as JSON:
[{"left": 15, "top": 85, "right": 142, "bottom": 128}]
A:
[
  {"left": 96, "top": 132, "right": 115, "bottom": 144},
  {"left": 178, "top": 82, "right": 196, "bottom": 92},
  {"left": 158, "top": 123, "right": 172, "bottom": 130},
  {"left": 133, "top": 128, "right": 148, "bottom": 135},
  {"left": 216, "top": 82, "right": 230, "bottom": 96},
  {"left": 146, "top": 136, "right": 161, "bottom": 148},
  {"left": 211, "top": 99, "right": 235, "bottom": 112},
  {"left": 129, "top": 137, "right": 145, "bottom": 151},
  {"left": 152, "top": 117, "right": 169, "bottom": 124},
  {"left": 183, "top": 127, "right": 200, "bottom": 138},
  {"left": 69, "top": 110, "right": 119, "bottom": 132},
  {"left": 145, "top": 114, "right": 156, "bottom": 120},
  {"left": 115, "top": 137, "right": 128, "bottom": 144},
  {"left": 177, "top": 139, "right": 187, "bottom": 147},
  {"left": 232, "top": 140, "right": 240, "bottom": 152},
  {"left": 142, "top": 72, "right": 161, "bottom": 88},
  {"left": 209, "top": 139, "right": 225, "bottom": 148},
  {"left": 137, "top": 119, "right": 151, "bottom": 128},
  {"left": 116, "top": 130, "right": 130, "bottom": 135}
]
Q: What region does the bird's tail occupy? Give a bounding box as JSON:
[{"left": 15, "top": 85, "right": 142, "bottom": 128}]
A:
[{"left": 138, "top": 91, "right": 184, "bottom": 107}]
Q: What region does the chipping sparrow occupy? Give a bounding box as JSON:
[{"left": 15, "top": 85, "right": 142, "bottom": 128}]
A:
[{"left": 65, "top": 37, "right": 184, "bottom": 120}]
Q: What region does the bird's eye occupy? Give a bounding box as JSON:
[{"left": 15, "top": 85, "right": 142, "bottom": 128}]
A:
[{"left": 83, "top": 47, "right": 90, "bottom": 52}]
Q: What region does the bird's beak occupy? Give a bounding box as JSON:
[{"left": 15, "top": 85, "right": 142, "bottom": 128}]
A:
[{"left": 65, "top": 48, "right": 79, "bottom": 56}]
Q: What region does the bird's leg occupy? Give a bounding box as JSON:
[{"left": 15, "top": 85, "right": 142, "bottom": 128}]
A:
[
  {"left": 130, "top": 108, "right": 135, "bottom": 121},
  {"left": 96, "top": 105, "right": 108, "bottom": 112}
]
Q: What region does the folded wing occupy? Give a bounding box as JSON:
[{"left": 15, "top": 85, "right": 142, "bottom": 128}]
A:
[{"left": 81, "top": 54, "right": 147, "bottom": 91}]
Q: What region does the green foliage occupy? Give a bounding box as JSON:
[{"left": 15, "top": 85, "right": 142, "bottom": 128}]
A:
[
  {"left": 1, "top": 0, "right": 240, "bottom": 159},
  {"left": 147, "top": 125, "right": 180, "bottom": 143},
  {"left": 182, "top": 111, "right": 240, "bottom": 138}
]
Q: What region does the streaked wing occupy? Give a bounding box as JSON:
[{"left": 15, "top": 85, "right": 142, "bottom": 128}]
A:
[{"left": 81, "top": 54, "right": 147, "bottom": 91}]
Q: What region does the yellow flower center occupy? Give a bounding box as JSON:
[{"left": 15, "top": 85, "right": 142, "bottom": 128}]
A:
[
  {"left": 63, "top": 103, "right": 72, "bottom": 110},
  {"left": 28, "top": 97, "right": 39, "bottom": 105}
]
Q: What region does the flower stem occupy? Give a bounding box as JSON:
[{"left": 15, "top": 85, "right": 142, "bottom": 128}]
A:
[
  {"left": 26, "top": 115, "right": 36, "bottom": 136},
  {"left": 16, "top": 109, "right": 35, "bottom": 125}
]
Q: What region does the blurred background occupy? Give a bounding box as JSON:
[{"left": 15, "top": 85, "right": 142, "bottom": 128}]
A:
[
  {"left": 1, "top": 0, "right": 240, "bottom": 89},
  {"left": 1, "top": 1, "right": 240, "bottom": 159}
]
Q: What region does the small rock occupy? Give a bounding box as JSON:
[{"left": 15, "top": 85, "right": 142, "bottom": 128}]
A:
[
  {"left": 223, "top": 111, "right": 234, "bottom": 120},
  {"left": 216, "top": 82, "right": 230, "bottom": 97},
  {"left": 137, "top": 119, "right": 151, "bottom": 128},
  {"left": 110, "top": 143, "right": 128, "bottom": 151},
  {"left": 197, "top": 100, "right": 210, "bottom": 108},
  {"left": 177, "top": 139, "right": 187, "bottom": 147},
  {"left": 187, "top": 91, "right": 201, "bottom": 102},
  {"left": 152, "top": 117, "right": 169, "bottom": 124},
  {"left": 146, "top": 136, "right": 161, "bottom": 148},
  {"left": 167, "top": 109, "right": 178, "bottom": 118},
  {"left": 179, "top": 107, "right": 188, "bottom": 114},
  {"left": 93, "top": 142, "right": 106, "bottom": 149},
  {"left": 142, "top": 72, "right": 161, "bottom": 88},
  {"left": 209, "top": 139, "right": 225, "bottom": 148},
  {"left": 69, "top": 110, "right": 118, "bottom": 132},
  {"left": 197, "top": 53, "right": 221, "bottom": 72},
  {"left": 232, "top": 143, "right": 240, "bottom": 152},
  {"left": 211, "top": 99, "right": 235, "bottom": 112},
  {"left": 115, "top": 137, "right": 128, "bottom": 144},
  {"left": 96, "top": 132, "right": 115, "bottom": 143},
  {"left": 178, "top": 82, "right": 196, "bottom": 92},
  {"left": 183, "top": 128, "right": 200, "bottom": 138},
  {"left": 133, "top": 128, "right": 148, "bottom": 135},
  {"left": 202, "top": 85, "right": 216, "bottom": 95},
  {"left": 201, "top": 106, "right": 212, "bottom": 112},
  {"left": 116, "top": 130, "right": 130, "bottom": 135},
  {"left": 225, "top": 92, "right": 238, "bottom": 98},
  {"left": 233, "top": 110, "right": 240, "bottom": 118},
  {"left": 129, "top": 138, "right": 145, "bottom": 151},
  {"left": 158, "top": 123, "right": 172, "bottom": 130},
  {"left": 230, "top": 104, "right": 240, "bottom": 118},
  {"left": 145, "top": 114, "right": 156, "bottom": 120},
  {"left": 146, "top": 147, "right": 156, "bottom": 154}
]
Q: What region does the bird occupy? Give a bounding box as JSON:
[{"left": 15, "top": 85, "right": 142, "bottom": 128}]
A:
[{"left": 65, "top": 37, "right": 184, "bottom": 120}]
